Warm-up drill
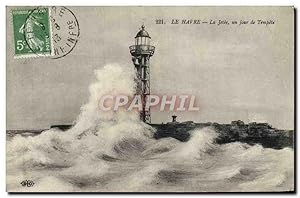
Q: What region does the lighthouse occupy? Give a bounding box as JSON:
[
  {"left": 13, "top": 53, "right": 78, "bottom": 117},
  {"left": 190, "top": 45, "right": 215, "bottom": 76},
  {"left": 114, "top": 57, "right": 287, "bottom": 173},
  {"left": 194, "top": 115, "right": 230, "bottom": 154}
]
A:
[{"left": 129, "top": 25, "right": 155, "bottom": 123}]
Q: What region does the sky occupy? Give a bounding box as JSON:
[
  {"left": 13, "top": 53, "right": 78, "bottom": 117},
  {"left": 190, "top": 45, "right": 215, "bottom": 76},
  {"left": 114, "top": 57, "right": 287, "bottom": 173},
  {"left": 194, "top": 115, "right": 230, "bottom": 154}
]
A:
[{"left": 6, "top": 6, "right": 294, "bottom": 129}]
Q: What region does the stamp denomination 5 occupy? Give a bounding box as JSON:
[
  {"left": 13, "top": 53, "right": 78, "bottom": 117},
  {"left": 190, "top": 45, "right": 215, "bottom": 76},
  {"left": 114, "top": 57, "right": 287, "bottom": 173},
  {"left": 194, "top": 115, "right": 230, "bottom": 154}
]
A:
[
  {"left": 12, "top": 8, "right": 52, "bottom": 58},
  {"left": 12, "top": 6, "right": 80, "bottom": 59}
]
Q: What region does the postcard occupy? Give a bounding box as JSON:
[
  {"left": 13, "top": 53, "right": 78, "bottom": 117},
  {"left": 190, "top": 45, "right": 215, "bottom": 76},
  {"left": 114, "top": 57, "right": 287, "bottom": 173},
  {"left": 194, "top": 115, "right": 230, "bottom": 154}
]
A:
[{"left": 6, "top": 6, "right": 295, "bottom": 192}]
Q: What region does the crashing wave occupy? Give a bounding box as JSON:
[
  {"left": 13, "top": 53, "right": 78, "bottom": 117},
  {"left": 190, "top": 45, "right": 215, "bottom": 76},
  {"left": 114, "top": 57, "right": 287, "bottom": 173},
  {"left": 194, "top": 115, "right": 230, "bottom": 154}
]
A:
[{"left": 7, "top": 64, "right": 294, "bottom": 192}]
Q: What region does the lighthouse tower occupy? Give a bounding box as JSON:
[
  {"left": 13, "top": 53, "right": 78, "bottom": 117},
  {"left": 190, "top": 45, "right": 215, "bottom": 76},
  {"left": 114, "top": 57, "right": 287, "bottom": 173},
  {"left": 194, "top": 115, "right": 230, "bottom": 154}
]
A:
[{"left": 129, "top": 25, "right": 155, "bottom": 123}]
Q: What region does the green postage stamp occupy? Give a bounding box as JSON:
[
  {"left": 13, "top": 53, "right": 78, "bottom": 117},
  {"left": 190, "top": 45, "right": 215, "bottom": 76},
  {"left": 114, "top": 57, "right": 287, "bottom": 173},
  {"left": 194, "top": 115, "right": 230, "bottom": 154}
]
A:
[{"left": 12, "top": 7, "right": 52, "bottom": 58}]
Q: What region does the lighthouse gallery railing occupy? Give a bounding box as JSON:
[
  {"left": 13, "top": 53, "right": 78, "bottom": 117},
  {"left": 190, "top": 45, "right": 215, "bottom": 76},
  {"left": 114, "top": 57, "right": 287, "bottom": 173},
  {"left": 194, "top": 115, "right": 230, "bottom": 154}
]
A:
[{"left": 129, "top": 45, "right": 155, "bottom": 55}]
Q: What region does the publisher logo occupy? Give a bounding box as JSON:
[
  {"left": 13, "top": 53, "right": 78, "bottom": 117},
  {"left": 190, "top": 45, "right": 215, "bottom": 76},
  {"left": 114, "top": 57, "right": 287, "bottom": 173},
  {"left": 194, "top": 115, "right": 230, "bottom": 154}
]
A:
[{"left": 20, "top": 180, "right": 35, "bottom": 187}]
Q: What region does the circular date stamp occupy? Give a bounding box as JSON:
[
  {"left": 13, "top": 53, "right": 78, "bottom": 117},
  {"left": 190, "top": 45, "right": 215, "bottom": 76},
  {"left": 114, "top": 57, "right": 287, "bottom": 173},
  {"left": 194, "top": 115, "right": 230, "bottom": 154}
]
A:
[
  {"left": 48, "top": 6, "right": 80, "bottom": 59},
  {"left": 12, "top": 6, "right": 80, "bottom": 59}
]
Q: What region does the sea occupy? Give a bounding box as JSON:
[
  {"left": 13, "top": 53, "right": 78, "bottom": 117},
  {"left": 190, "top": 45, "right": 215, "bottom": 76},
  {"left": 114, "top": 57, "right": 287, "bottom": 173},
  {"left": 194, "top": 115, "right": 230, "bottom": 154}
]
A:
[{"left": 6, "top": 64, "right": 294, "bottom": 192}]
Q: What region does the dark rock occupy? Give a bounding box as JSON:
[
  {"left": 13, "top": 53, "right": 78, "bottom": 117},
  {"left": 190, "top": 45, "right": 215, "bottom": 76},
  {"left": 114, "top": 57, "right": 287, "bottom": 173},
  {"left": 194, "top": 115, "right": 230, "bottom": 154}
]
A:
[{"left": 151, "top": 121, "right": 294, "bottom": 150}]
